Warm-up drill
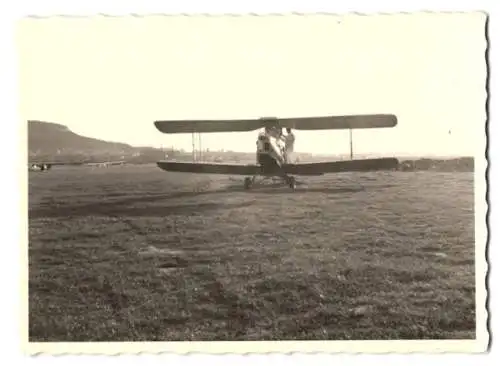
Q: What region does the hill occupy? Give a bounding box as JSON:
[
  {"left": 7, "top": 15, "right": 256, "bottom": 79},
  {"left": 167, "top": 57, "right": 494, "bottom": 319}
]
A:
[
  {"left": 28, "top": 120, "right": 189, "bottom": 164},
  {"left": 28, "top": 120, "right": 136, "bottom": 162}
]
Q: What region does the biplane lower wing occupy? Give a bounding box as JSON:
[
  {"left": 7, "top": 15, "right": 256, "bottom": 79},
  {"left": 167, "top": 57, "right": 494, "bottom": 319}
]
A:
[
  {"left": 156, "top": 161, "right": 261, "bottom": 175},
  {"left": 157, "top": 158, "right": 399, "bottom": 176},
  {"left": 283, "top": 158, "right": 399, "bottom": 175}
]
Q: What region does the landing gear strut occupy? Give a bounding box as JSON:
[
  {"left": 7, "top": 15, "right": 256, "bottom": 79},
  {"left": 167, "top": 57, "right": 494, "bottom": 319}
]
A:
[
  {"left": 286, "top": 175, "right": 297, "bottom": 190},
  {"left": 244, "top": 177, "right": 253, "bottom": 190}
]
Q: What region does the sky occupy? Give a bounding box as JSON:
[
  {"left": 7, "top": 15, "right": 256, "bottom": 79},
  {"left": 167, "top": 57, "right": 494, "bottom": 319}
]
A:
[{"left": 17, "top": 13, "right": 486, "bottom": 156}]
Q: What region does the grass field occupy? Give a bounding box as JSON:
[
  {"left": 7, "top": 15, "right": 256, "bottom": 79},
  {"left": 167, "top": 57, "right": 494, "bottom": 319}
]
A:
[{"left": 28, "top": 164, "right": 476, "bottom": 341}]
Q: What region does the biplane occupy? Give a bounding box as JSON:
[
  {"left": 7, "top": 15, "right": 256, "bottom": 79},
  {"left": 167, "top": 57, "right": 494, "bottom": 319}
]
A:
[
  {"left": 28, "top": 161, "right": 84, "bottom": 171},
  {"left": 154, "top": 115, "right": 399, "bottom": 190},
  {"left": 28, "top": 160, "right": 126, "bottom": 171}
]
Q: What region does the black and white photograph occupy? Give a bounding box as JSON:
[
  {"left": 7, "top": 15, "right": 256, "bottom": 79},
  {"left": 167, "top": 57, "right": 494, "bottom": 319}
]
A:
[{"left": 19, "top": 12, "right": 488, "bottom": 354}]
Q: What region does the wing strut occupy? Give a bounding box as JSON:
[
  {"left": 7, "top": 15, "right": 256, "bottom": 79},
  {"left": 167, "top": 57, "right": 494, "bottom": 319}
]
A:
[
  {"left": 190, "top": 132, "right": 204, "bottom": 161},
  {"left": 349, "top": 129, "right": 354, "bottom": 160}
]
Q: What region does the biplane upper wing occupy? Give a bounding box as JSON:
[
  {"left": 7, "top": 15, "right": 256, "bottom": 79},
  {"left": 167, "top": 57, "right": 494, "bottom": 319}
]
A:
[
  {"left": 277, "top": 114, "right": 397, "bottom": 130},
  {"left": 284, "top": 158, "right": 399, "bottom": 176},
  {"left": 154, "top": 119, "right": 264, "bottom": 134},
  {"left": 154, "top": 114, "right": 397, "bottom": 134},
  {"left": 156, "top": 161, "right": 260, "bottom": 175}
]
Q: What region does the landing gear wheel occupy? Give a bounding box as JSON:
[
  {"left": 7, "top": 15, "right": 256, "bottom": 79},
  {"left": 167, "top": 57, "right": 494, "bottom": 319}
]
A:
[
  {"left": 244, "top": 177, "right": 253, "bottom": 190},
  {"left": 287, "top": 176, "right": 296, "bottom": 190}
]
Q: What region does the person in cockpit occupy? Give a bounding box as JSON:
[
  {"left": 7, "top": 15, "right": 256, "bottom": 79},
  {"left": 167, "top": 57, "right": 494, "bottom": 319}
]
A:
[{"left": 284, "top": 128, "right": 295, "bottom": 163}]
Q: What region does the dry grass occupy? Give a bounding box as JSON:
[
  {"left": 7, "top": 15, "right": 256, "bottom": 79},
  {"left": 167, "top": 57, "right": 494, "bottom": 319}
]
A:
[{"left": 28, "top": 164, "right": 475, "bottom": 341}]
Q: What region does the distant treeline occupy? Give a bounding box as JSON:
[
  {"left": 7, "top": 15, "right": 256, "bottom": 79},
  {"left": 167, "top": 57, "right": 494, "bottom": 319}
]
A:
[
  {"left": 397, "top": 157, "right": 473, "bottom": 172},
  {"left": 30, "top": 151, "right": 475, "bottom": 173}
]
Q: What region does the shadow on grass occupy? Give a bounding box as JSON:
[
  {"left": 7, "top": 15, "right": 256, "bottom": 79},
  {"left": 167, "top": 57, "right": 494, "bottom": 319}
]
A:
[
  {"left": 29, "top": 183, "right": 394, "bottom": 219},
  {"left": 29, "top": 201, "right": 255, "bottom": 219},
  {"left": 243, "top": 186, "right": 368, "bottom": 195}
]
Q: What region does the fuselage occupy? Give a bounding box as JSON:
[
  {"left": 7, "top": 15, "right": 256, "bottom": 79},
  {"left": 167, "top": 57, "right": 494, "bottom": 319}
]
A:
[{"left": 256, "top": 131, "right": 286, "bottom": 174}]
